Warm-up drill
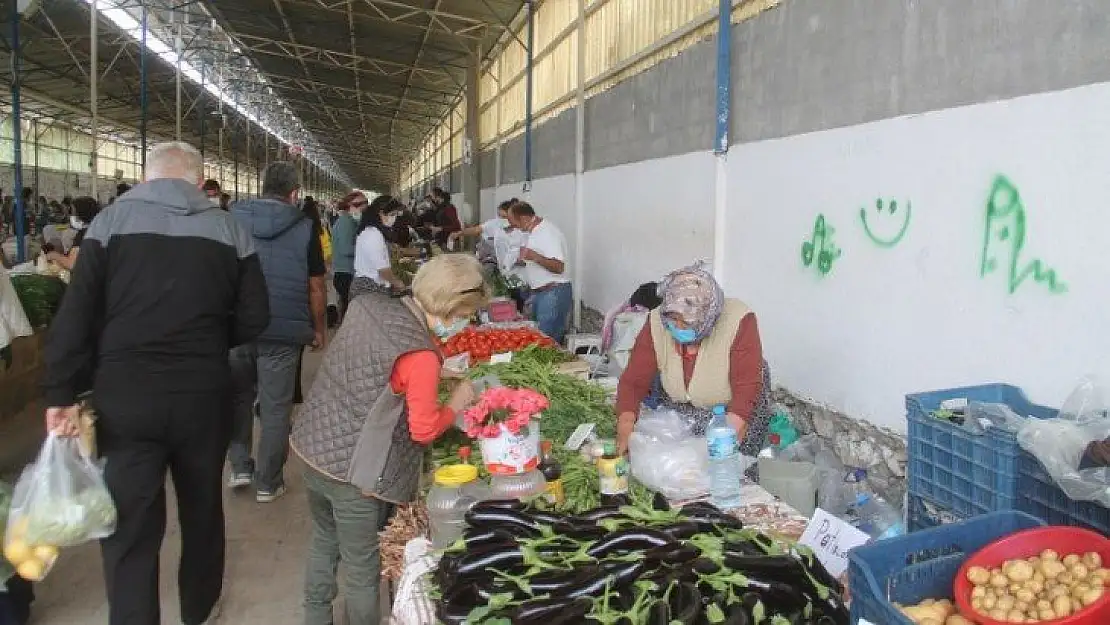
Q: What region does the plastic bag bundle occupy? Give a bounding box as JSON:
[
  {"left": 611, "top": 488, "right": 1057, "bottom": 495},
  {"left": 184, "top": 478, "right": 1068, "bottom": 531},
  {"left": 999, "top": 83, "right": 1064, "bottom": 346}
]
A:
[
  {"left": 1017, "top": 376, "right": 1110, "bottom": 507},
  {"left": 628, "top": 408, "right": 710, "bottom": 500},
  {"left": 3, "top": 434, "right": 117, "bottom": 581}
]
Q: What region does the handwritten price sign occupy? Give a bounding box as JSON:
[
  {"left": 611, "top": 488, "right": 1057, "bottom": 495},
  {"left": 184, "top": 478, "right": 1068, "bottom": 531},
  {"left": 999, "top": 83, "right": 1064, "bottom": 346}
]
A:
[{"left": 798, "top": 508, "right": 871, "bottom": 578}]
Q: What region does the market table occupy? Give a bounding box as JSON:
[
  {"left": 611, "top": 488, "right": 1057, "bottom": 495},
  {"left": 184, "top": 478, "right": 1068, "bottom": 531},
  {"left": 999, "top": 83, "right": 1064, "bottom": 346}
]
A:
[{"left": 388, "top": 481, "right": 810, "bottom": 625}]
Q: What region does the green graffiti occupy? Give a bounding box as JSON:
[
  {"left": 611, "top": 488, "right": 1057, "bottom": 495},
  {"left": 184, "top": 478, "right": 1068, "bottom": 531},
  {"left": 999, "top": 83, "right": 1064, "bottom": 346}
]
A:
[
  {"left": 801, "top": 214, "right": 842, "bottom": 276},
  {"left": 980, "top": 175, "right": 1066, "bottom": 295},
  {"left": 860, "top": 198, "right": 912, "bottom": 247}
]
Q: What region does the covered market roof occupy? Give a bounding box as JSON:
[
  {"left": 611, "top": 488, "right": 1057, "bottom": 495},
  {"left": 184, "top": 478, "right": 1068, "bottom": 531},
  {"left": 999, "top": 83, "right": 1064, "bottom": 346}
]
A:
[{"left": 0, "top": 0, "right": 526, "bottom": 190}]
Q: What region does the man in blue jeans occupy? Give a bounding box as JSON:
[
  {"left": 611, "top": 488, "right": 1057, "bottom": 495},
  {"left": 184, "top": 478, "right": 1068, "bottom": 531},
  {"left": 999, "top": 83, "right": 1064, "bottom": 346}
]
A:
[
  {"left": 508, "top": 201, "right": 573, "bottom": 344},
  {"left": 229, "top": 162, "right": 328, "bottom": 503}
]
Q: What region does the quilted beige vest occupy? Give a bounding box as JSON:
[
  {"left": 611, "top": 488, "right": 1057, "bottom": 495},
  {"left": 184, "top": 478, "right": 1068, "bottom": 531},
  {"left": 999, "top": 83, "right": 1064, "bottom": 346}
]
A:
[
  {"left": 290, "top": 291, "right": 438, "bottom": 503},
  {"left": 648, "top": 298, "right": 751, "bottom": 409}
]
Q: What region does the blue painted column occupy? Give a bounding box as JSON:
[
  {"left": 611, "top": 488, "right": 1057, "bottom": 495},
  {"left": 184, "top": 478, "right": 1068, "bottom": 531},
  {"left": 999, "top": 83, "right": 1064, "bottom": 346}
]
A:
[
  {"left": 714, "top": 0, "right": 731, "bottom": 154},
  {"left": 711, "top": 0, "right": 732, "bottom": 283}
]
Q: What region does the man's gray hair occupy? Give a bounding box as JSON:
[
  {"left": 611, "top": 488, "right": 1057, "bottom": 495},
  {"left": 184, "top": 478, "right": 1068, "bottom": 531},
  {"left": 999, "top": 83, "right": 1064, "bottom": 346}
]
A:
[
  {"left": 146, "top": 142, "right": 203, "bottom": 183},
  {"left": 261, "top": 161, "right": 300, "bottom": 199}
]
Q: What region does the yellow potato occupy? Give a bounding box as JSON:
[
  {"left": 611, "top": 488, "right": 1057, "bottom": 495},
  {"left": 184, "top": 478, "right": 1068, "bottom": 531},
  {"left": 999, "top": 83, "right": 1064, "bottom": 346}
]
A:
[
  {"left": 3, "top": 539, "right": 31, "bottom": 565},
  {"left": 1080, "top": 585, "right": 1104, "bottom": 607},
  {"left": 8, "top": 516, "right": 29, "bottom": 540},
  {"left": 1005, "top": 560, "right": 1035, "bottom": 583},
  {"left": 16, "top": 558, "right": 46, "bottom": 582},
  {"left": 1063, "top": 554, "right": 1081, "bottom": 567},
  {"left": 967, "top": 566, "right": 992, "bottom": 585},
  {"left": 1082, "top": 552, "right": 1102, "bottom": 570},
  {"left": 945, "top": 616, "right": 975, "bottom": 625}
]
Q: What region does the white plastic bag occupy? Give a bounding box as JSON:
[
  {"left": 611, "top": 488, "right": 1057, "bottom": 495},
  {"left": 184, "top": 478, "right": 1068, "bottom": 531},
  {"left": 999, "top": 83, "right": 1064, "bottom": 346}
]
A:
[
  {"left": 608, "top": 311, "right": 648, "bottom": 374},
  {"left": 3, "top": 434, "right": 117, "bottom": 580},
  {"left": 1017, "top": 376, "right": 1110, "bottom": 507},
  {"left": 628, "top": 408, "right": 710, "bottom": 500}
]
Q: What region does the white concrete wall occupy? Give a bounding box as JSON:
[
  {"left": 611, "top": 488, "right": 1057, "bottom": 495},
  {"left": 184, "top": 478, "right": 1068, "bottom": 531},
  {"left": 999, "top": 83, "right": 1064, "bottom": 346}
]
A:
[{"left": 484, "top": 83, "right": 1110, "bottom": 431}]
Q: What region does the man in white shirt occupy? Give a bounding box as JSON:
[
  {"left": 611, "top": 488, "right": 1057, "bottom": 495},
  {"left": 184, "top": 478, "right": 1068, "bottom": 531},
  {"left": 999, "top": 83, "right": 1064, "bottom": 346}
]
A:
[{"left": 508, "top": 201, "right": 573, "bottom": 344}]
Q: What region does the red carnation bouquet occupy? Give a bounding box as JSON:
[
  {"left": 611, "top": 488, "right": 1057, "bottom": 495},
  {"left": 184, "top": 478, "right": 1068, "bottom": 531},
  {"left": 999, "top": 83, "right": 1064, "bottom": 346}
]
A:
[{"left": 462, "top": 387, "right": 549, "bottom": 439}]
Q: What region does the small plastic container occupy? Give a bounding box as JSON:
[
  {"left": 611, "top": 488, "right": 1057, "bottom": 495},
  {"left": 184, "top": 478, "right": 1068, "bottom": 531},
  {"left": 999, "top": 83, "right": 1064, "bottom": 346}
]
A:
[
  {"left": 488, "top": 470, "right": 546, "bottom": 501},
  {"left": 757, "top": 454, "right": 819, "bottom": 518},
  {"left": 426, "top": 464, "right": 489, "bottom": 549}
]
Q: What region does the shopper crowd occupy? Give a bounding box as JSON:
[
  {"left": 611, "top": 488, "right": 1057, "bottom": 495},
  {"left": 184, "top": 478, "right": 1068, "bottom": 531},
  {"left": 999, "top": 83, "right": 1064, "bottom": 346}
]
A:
[{"left": 21, "top": 139, "right": 767, "bottom": 625}]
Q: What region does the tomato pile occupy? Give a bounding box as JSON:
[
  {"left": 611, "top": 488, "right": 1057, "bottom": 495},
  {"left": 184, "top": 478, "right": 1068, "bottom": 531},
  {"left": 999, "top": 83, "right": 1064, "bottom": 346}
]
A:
[{"left": 441, "top": 326, "right": 556, "bottom": 362}]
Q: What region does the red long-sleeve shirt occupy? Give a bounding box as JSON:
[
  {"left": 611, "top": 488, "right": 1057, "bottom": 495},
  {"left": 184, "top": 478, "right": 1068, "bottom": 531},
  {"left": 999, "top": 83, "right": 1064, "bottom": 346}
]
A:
[
  {"left": 390, "top": 350, "right": 456, "bottom": 444},
  {"left": 614, "top": 314, "right": 764, "bottom": 421}
]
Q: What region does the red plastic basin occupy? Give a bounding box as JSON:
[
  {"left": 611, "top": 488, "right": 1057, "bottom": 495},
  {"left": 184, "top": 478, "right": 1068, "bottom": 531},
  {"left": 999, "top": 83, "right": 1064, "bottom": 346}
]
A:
[{"left": 955, "top": 526, "right": 1110, "bottom": 625}]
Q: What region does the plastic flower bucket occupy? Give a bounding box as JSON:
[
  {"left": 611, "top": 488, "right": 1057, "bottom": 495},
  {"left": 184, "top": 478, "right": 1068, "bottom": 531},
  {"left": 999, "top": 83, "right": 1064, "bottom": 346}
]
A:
[{"left": 478, "top": 422, "right": 540, "bottom": 475}]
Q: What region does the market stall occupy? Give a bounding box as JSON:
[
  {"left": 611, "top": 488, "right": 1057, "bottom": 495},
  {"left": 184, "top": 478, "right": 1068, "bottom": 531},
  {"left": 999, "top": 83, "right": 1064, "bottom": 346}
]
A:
[{"left": 375, "top": 333, "right": 849, "bottom": 625}]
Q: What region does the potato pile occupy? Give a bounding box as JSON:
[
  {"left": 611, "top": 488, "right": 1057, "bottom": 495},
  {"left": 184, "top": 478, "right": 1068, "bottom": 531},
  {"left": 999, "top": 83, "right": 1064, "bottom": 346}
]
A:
[
  {"left": 965, "top": 550, "right": 1108, "bottom": 622},
  {"left": 896, "top": 598, "right": 974, "bottom": 624}
]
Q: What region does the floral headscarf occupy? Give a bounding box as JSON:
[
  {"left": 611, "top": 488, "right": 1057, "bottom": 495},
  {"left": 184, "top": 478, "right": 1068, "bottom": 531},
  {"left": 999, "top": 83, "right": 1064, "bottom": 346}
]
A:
[{"left": 657, "top": 261, "right": 724, "bottom": 341}]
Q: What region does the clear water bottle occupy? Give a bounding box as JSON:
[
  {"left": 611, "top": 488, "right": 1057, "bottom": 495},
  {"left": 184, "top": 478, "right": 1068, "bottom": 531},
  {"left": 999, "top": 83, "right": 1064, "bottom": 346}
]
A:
[
  {"left": 854, "top": 493, "right": 906, "bottom": 541},
  {"left": 707, "top": 405, "right": 742, "bottom": 509}
]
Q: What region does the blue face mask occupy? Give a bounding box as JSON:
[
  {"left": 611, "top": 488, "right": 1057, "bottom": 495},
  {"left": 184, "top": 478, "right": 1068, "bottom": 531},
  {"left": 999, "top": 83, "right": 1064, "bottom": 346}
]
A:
[
  {"left": 433, "top": 317, "right": 469, "bottom": 340},
  {"left": 665, "top": 320, "right": 697, "bottom": 345}
]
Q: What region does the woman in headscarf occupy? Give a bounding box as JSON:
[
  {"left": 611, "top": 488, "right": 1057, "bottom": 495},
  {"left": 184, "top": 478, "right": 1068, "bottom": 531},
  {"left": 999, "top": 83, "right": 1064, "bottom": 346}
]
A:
[{"left": 614, "top": 262, "right": 772, "bottom": 463}]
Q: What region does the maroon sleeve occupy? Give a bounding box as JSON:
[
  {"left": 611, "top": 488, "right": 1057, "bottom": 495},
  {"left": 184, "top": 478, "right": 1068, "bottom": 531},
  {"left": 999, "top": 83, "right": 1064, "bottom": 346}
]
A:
[
  {"left": 726, "top": 314, "right": 764, "bottom": 422},
  {"left": 445, "top": 205, "right": 462, "bottom": 233},
  {"left": 614, "top": 324, "right": 659, "bottom": 415}
]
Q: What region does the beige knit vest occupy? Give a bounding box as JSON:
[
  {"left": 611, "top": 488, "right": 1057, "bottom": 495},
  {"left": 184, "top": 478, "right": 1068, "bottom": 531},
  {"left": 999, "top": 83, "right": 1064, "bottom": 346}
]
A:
[{"left": 649, "top": 298, "right": 751, "bottom": 409}]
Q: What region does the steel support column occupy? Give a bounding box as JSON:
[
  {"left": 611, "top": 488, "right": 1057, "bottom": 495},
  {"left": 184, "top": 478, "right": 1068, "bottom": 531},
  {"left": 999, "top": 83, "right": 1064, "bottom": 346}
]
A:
[
  {"left": 32, "top": 119, "right": 39, "bottom": 201},
  {"left": 175, "top": 12, "right": 182, "bottom": 140},
  {"left": 712, "top": 0, "right": 731, "bottom": 283},
  {"left": 10, "top": 2, "right": 25, "bottom": 261},
  {"left": 199, "top": 65, "right": 206, "bottom": 158},
  {"left": 572, "top": 0, "right": 586, "bottom": 327},
  {"left": 462, "top": 48, "right": 481, "bottom": 223},
  {"left": 140, "top": 0, "right": 148, "bottom": 175},
  {"left": 90, "top": 0, "right": 99, "bottom": 199},
  {"left": 523, "top": 0, "right": 534, "bottom": 188}
]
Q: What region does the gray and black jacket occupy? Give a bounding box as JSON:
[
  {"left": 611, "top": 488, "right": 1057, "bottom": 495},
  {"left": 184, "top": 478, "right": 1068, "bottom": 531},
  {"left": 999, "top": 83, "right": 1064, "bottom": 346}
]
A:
[{"left": 42, "top": 178, "right": 270, "bottom": 406}]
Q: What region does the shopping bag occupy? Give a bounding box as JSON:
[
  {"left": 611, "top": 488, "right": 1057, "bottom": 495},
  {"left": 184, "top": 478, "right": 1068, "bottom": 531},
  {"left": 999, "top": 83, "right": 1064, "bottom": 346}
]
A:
[{"left": 2, "top": 434, "right": 117, "bottom": 580}]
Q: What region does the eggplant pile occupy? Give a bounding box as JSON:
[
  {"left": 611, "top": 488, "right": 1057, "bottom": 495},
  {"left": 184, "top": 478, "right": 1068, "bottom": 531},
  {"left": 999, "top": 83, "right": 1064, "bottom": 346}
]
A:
[{"left": 433, "top": 497, "right": 848, "bottom": 625}]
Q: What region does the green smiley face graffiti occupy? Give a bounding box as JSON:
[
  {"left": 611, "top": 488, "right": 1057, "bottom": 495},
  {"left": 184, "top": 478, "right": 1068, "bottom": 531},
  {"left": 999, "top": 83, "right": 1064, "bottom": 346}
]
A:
[{"left": 860, "top": 199, "right": 912, "bottom": 247}]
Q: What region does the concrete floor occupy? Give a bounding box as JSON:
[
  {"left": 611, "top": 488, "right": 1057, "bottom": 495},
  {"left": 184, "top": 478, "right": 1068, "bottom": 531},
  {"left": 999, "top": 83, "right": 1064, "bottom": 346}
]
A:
[{"left": 2, "top": 348, "right": 336, "bottom": 625}]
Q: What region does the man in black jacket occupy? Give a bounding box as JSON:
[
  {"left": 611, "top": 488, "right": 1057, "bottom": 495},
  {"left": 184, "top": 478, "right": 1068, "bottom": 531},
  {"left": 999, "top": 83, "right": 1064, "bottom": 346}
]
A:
[{"left": 42, "top": 141, "right": 270, "bottom": 625}]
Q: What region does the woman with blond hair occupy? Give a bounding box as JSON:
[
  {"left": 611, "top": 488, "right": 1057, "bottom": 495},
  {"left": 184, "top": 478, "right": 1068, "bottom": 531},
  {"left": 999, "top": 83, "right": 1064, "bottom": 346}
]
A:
[{"left": 291, "top": 253, "right": 486, "bottom": 625}]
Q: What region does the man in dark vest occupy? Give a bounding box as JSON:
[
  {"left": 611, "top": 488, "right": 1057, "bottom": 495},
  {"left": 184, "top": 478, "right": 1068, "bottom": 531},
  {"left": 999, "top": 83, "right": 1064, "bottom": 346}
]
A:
[{"left": 229, "top": 161, "right": 328, "bottom": 502}]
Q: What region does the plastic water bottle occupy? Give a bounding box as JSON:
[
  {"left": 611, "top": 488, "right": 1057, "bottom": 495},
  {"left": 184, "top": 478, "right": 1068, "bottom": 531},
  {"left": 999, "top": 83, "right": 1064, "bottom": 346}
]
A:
[
  {"left": 707, "top": 405, "right": 742, "bottom": 509},
  {"left": 854, "top": 493, "right": 906, "bottom": 541}
]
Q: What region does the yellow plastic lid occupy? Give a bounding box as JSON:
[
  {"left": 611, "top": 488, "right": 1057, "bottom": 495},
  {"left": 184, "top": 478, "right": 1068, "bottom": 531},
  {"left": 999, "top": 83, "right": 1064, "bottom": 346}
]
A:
[{"left": 435, "top": 464, "right": 479, "bottom": 486}]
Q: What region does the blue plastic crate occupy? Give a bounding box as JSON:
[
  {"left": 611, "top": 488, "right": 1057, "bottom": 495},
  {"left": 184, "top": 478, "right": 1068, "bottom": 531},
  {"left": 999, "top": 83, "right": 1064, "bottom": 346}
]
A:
[
  {"left": 1018, "top": 454, "right": 1110, "bottom": 534},
  {"left": 848, "top": 511, "right": 1045, "bottom": 625},
  {"left": 908, "top": 493, "right": 968, "bottom": 532},
  {"left": 906, "top": 383, "right": 1056, "bottom": 521}
]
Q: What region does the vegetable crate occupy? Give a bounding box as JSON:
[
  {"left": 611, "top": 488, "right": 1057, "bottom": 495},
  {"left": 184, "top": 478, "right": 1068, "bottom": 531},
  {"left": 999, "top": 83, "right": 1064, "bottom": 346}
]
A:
[
  {"left": 848, "top": 510, "right": 1046, "bottom": 625},
  {"left": 1017, "top": 454, "right": 1110, "bottom": 535},
  {"left": 906, "top": 383, "right": 1056, "bottom": 529}
]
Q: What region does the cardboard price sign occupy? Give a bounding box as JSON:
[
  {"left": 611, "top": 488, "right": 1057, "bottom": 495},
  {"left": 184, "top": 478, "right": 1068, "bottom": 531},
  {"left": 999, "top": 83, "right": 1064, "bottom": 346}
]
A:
[{"left": 797, "top": 508, "right": 871, "bottom": 578}]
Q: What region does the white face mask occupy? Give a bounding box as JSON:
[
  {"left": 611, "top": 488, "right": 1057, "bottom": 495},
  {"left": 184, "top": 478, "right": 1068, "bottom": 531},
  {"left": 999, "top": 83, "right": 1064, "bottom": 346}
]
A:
[
  {"left": 382, "top": 214, "right": 397, "bottom": 228},
  {"left": 70, "top": 216, "right": 86, "bottom": 230}
]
